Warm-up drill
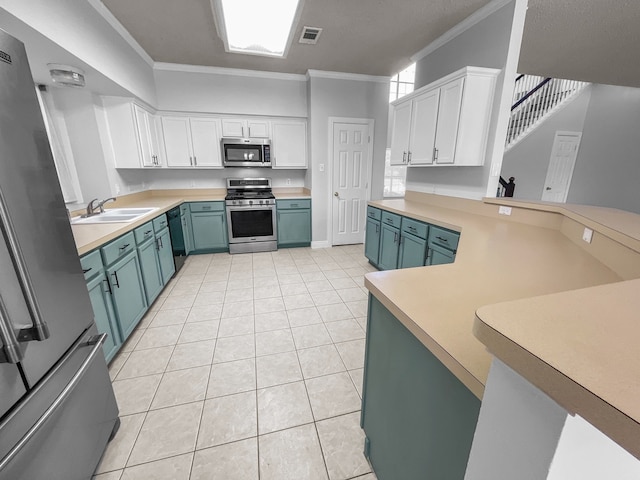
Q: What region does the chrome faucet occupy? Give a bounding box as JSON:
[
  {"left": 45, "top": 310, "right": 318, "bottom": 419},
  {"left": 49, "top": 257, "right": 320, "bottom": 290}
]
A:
[
  {"left": 96, "top": 197, "right": 116, "bottom": 213},
  {"left": 84, "top": 198, "right": 99, "bottom": 217}
]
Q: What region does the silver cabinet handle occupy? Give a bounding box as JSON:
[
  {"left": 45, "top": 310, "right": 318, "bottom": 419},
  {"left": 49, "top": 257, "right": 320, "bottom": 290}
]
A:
[
  {"left": 193, "top": 156, "right": 197, "bottom": 166},
  {"left": 407, "top": 151, "right": 412, "bottom": 164},
  {"left": 393, "top": 232, "right": 398, "bottom": 243},
  {"left": 189, "top": 157, "right": 193, "bottom": 166},
  {"left": 434, "top": 147, "right": 439, "bottom": 161},
  {"left": 0, "top": 194, "right": 49, "bottom": 342},
  {"left": 402, "top": 152, "right": 406, "bottom": 163},
  {"left": 0, "top": 293, "right": 23, "bottom": 363},
  {"left": 0, "top": 333, "right": 107, "bottom": 470}
]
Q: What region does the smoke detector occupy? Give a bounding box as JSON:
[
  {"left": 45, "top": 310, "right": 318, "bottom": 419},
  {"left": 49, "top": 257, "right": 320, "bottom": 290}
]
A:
[
  {"left": 47, "top": 64, "right": 85, "bottom": 88},
  {"left": 299, "top": 26, "right": 322, "bottom": 44}
]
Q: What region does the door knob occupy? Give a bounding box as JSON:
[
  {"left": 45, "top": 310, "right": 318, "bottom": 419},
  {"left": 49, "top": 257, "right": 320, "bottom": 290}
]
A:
[
  {"left": 334, "top": 192, "right": 339, "bottom": 197},
  {"left": 545, "top": 186, "right": 552, "bottom": 190}
]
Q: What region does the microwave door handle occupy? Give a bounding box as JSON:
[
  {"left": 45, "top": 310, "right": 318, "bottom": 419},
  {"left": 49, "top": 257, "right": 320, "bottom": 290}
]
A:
[{"left": 0, "top": 195, "right": 49, "bottom": 343}]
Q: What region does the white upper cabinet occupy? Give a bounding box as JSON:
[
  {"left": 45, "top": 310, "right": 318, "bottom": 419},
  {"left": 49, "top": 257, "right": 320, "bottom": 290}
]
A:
[
  {"left": 102, "top": 97, "right": 166, "bottom": 169},
  {"left": 271, "top": 120, "right": 307, "bottom": 169},
  {"left": 133, "top": 105, "right": 164, "bottom": 167},
  {"left": 162, "top": 116, "right": 222, "bottom": 168},
  {"left": 221, "top": 118, "right": 269, "bottom": 138},
  {"left": 389, "top": 66, "right": 499, "bottom": 167}
]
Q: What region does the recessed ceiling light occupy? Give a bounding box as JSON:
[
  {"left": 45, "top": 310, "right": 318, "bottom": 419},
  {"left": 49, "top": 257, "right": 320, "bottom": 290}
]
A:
[{"left": 211, "top": 0, "right": 304, "bottom": 58}]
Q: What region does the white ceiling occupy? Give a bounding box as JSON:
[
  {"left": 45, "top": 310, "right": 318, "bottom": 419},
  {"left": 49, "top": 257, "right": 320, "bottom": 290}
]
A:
[{"left": 101, "top": 0, "right": 640, "bottom": 88}]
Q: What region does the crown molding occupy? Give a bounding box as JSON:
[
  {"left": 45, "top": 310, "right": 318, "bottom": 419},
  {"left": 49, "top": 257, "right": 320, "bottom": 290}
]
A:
[
  {"left": 411, "top": 0, "right": 514, "bottom": 63},
  {"left": 87, "top": 0, "right": 154, "bottom": 67},
  {"left": 153, "top": 62, "right": 308, "bottom": 81},
  {"left": 306, "top": 69, "right": 390, "bottom": 83}
]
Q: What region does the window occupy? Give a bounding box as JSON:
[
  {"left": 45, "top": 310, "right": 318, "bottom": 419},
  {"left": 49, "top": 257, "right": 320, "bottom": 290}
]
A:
[{"left": 384, "top": 64, "right": 415, "bottom": 197}]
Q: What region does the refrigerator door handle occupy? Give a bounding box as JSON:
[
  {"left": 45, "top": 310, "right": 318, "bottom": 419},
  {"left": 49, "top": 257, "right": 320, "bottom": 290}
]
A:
[
  {"left": 0, "top": 333, "right": 107, "bottom": 470},
  {"left": 0, "top": 293, "right": 23, "bottom": 363},
  {"left": 0, "top": 195, "right": 49, "bottom": 342}
]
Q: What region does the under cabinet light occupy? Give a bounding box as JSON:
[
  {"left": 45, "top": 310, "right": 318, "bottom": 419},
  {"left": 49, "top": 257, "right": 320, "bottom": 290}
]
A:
[{"left": 212, "top": 0, "right": 303, "bottom": 58}]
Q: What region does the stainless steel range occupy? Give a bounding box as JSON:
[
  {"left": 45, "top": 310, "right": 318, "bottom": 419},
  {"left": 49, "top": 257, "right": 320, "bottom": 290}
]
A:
[{"left": 225, "top": 178, "right": 277, "bottom": 254}]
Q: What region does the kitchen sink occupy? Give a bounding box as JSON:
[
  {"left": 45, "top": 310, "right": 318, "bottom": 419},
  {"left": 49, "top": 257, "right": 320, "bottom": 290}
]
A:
[{"left": 71, "top": 207, "right": 158, "bottom": 225}]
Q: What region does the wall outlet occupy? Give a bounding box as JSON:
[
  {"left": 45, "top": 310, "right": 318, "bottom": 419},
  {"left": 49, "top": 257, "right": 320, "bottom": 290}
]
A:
[
  {"left": 286, "top": 178, "right": 291, "bottom": 185},
  {"left": 319, "top": 164, "right": 325, "bottom": 172},
  {"left": 582, "top": 227, "right": 593, "bottom": 243},
  {"left": 498, "top": 206, "right": 512, "bottom": 216}
]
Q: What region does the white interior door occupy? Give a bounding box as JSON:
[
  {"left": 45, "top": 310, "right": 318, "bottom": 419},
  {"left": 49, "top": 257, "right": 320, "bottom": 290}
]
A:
[
  {"left": 541, "top": 131, "right": 582, "bottom": 202},
  {"left": 332, "top": 122, "right": 371, "bottom": 245}
]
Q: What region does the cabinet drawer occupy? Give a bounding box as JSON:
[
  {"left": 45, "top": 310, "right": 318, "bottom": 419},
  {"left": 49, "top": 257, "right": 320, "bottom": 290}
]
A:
[
  {"left": 189, "top": 201, "right": 224, "bottom": 212},
  {"left": 277, "top": 199, "right": 311, "bottom": 210},
  {"left": 381, "top": 211, "right": 402, "bottom": 228},
  {"left": 428, "top": 226, "right": 460, "bottom": 251},
  {"left": 80, "top": 250, "right": 103, "bottom": 281},
  {"left": 134, "top": 221, "right": 155, "bottom": 245},
  {"left": 153, "top": 213, "right": 169, "bottom": 232},
  {"left": 367, "top": 206, "right": 382, "bottom": 221},
  {"left": 101, "top": 232, "right": 136, "bottom": 267},
  {"left": 401, "top": 218, "right": 428, "bottom": 239},
  {"left": 180, "top": 203, "right": 190, "bottom": 215}
]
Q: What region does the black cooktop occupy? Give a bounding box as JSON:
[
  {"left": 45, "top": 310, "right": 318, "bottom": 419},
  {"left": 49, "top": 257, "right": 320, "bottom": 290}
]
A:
[{"left": 225, "top": 191, "right": 275, "bottom": 200}]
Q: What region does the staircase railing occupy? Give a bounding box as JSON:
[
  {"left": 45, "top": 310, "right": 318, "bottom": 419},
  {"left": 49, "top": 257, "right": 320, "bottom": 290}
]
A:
[{"left": 505, "top": 75, "right": 588, "bottom": 149}]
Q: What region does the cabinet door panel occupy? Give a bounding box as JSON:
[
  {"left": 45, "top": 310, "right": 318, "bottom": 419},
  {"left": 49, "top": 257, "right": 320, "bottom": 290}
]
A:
[
  {"left": 378, "top": 224, "right": 400, "bottom": 270},
  {"left": 365, "top": 218, "right": 381, "bottom": 265},
  {"left": 157, "top": 229, "right": 176, "bottom": 284},
  {"left": 409, "top": 90, "right": 440, "bottom": 165},
  {"left": 190, "top": 118, "right": 222, "bottom": 167},
  {"left": 182, "top": 214, "right": 194, "bottom": 255},
  {"left": 221, "top": 119, "right": 245, "bottom": 137},
  {"left": 247, "top": 121, "right": 269, "bottom": 138},
  {"left": 277, "top": 209, "right": 311, "bottom": 247},
  {"left": 86, "top": 273, "right": 120, "bottom": 362},
  {"left": 427, "top": 248, "right": 455, "bottom": 266},
  {"left": 137, "top": 239, "right": 163, "bottom": 305},
  {"left": 389, "top": 101, "right": 412, "bottom": 165},
  {"left": 108, "top": 252, "right": 147, "bottom": 340},
  {"left": 133, "top": 105, "right": 154, "bottom": 167},
  {"left": 191, "top": 212, "right": 228, "bottom": 251},
  {"left": 399, "top": 233, "right": 427, "bottom": 269},
  {"left": 162, "top": 116, "right": 192, "bottom": 167},
  {"left": 434, "top": 78, "right": 464, "bottom": 165},
  {"left": 272, "top": 121, "right": 307, "bottom": 168}
]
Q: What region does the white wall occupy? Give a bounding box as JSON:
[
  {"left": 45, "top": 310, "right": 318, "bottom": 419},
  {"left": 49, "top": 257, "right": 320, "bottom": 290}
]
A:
[
  {"left": 566, "top": 84, "right": 640, "bottom": 213},
  {"left": 406, "top": 0, "right": 526, "bottom": 199},
  {"left": 308, "top": 75, "right": 389, "bottom": 245},
  {"left": 154, "top": 67, "right": 307, "bottom": 117},
  {"left": 52, "top": 89, "right": 114, "bottom": 204},
  {"left": 501, "top": 87, "right": 592, "bottom": 200},
  {"left": 0, "top": 0, "right": 156, "bottom": 105}
]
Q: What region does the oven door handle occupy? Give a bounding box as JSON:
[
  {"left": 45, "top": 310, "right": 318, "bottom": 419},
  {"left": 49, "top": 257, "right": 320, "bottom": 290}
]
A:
[{"left": 226, "top": 204, "right": 275, "bottom": 212}]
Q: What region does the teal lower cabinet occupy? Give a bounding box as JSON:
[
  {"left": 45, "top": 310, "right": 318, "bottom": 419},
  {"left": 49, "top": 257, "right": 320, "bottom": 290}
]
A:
[
  {"left": 364, "top": 217, "right": 381, "bottom": 265},
  {"left": 156, "top": 227, "right": 175, "bottom": 284},
  {"left": 189, "top": 202, "right": 228, "bottom": 253},
  {"left": 361, "top": 295, "right": 481, "bottom": 480},
  {"left": 377, "top": 223, "right": 400, "bottom": 270},
  {"left": 81, "top": 251, "right": 121, "bottom": 362},
  {"left": 137, "top": 237, "right": 163, "bottom": 305},
  {"left": 276, "top": 199, "right": 311, "bottom": 248},
  {"left": 181, "top": 209, "right": 194, "bottom": 255},
  {"left": 103, "top": 247, "right": 148, "bottom": 340},
  {"left": 427, "top": 243, "right": 456, "bottom": 265},
  {"left": 398, "top": 232, "right": 427, "bottom": 268}
]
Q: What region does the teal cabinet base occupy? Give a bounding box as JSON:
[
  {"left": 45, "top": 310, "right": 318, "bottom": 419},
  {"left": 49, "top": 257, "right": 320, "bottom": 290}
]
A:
[{"left": 361, "top": 295, "right": 481, "bottom": 480}]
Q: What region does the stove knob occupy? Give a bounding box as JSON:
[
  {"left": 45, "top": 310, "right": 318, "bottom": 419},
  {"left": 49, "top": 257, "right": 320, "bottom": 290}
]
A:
[
  {"left": 259, "top": 200, "right": 263, "bottom": 205},
  {"left": 249, "top": 200, "right": 253, "bottom": 205}
]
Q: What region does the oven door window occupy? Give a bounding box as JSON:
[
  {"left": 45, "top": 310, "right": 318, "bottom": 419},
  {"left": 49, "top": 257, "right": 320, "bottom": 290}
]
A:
[
  {"left": 230, "top": 209, "right": 274, "bottom": 237},
  {"left": 224, "top": 145, "right": 263, "bottom": 162}
]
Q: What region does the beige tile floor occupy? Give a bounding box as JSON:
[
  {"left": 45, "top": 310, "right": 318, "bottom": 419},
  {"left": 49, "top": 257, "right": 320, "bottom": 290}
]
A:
[{"left": 94, "top": 245, "right": 379, "bottom": 480}]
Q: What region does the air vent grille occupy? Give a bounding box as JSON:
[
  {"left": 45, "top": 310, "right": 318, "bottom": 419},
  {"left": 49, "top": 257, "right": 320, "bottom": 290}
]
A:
[{"left": 299, "top": 26, "right": 323, "bottom": 44}]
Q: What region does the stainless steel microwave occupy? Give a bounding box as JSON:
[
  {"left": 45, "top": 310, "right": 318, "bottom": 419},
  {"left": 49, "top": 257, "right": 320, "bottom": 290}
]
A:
[{"left": 221, "top": 138, "right": 271, "bottom": 168}]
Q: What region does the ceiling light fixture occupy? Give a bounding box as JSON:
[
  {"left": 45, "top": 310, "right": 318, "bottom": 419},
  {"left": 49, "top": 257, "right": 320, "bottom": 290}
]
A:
[
  {"left": 47, "top": 64, "right": 85, "bottom": 88},
  {"left": 211, "top": 0, "right": 304, "bottom": 58}
]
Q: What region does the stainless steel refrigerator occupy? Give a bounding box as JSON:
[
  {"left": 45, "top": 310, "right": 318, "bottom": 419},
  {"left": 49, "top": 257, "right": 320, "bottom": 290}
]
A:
[{"left": 0, "top": 29, "right": 119, "bottom": 479}]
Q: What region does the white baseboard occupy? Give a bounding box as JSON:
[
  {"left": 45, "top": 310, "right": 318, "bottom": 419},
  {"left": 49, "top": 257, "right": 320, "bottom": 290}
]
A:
[{"left": 311, "top": 240, "right": 331, "bottom": 249}]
